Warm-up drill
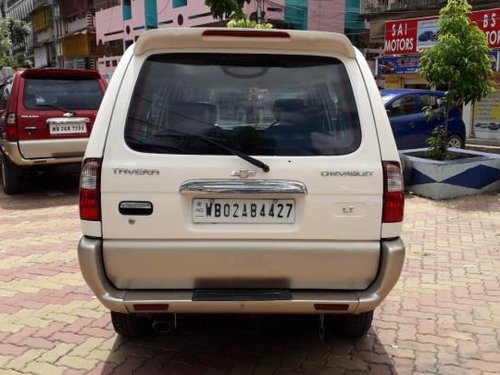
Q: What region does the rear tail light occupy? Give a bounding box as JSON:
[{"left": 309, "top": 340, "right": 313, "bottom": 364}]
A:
[
  {"left": 5, "top": 113, "right": 18, "bottom": 141},
  {"left": 202, "top": 29, "right": 290, "bottom": 39},
  {"left": 80, "top": 158, "right": 102, "bottom": 221},
  {"left": 382, "top": 161, "right": 404, "bottom": 223}
]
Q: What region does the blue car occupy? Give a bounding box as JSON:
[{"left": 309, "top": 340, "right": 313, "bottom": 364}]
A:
[{"left": 380, "top": 89, "right": 466, "bottom": 150}]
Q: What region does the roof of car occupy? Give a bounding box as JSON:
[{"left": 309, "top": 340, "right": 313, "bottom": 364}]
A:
[
  {"left": 133, "top": 28, "right": 357, "bottom": 59},
  {"left": 19, "top": 68, "right": 102, "bottom": 79}
]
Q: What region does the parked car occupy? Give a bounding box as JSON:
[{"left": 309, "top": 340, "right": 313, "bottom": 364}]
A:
[
  {"left": 418, "top": 30, "right": 438, "bottom": 42},
  {"left": 380, "top": 89, "right": 466, "bottom": 150},
  {"left": 78, "top": 28, "right": 405, "bottom": 339},
  {"left": 0, "top": 68, "right": 107, "bottom": 194}
]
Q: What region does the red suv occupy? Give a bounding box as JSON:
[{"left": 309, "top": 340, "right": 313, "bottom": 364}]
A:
[{"left": 0, "top": 68, "right": 106, "bottom": 194}]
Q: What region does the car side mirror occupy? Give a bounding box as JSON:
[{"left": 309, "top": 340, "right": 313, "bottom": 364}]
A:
[{"left": 386, "top": 109, "right": 392, "bottom": 117}]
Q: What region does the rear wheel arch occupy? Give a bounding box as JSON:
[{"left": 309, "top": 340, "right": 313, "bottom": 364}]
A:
[{"left": 1, "top": 154, "right": 23, "bottom": 194}]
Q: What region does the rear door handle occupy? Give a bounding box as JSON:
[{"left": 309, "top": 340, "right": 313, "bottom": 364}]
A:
[
  {"left": 24, "top": 126, "right": 38, "bottom": 131},
  {"left": 119, "top": 201, "right": 153, "bottom": 215}
]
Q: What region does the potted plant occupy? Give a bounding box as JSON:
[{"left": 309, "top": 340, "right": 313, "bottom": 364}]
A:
[{"left": 401, "top": 0, "right": 500, "bottom": 199}]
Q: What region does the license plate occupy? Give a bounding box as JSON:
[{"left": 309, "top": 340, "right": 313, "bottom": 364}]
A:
[
  {"left": 193, "top": 199, "right": 295, "bottom": 224},
  {"left": 49, "top": 123, "right": 87, "bottom": 135}
]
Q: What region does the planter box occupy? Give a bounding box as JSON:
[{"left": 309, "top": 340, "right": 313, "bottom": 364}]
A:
[{"left": 400, "top": 148, "right": 500, "bottom": 200}]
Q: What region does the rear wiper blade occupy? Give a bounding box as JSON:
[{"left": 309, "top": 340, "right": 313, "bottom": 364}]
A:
[{"left": 155, "top": 128, "right": 270, "bottom": 173}]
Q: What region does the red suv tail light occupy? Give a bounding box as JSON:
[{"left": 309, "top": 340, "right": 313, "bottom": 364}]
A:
[
  {"left": 5, "top": 113, "right": 18, "bottom": 141},
  {"left": 80, "top": 158, "right": 102, "bottom": 221},
  {"left": 382, "top": 161, "right": 404, "bottom": 223}
]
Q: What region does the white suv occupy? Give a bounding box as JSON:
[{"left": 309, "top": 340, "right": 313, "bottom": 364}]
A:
[{"left": 78, "top": 28, "right": 405, "bottom": 338}]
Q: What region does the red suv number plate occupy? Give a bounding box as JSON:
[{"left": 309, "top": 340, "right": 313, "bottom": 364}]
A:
[{"left": 49, "top": 123, "right": 87, "bottom": 135}]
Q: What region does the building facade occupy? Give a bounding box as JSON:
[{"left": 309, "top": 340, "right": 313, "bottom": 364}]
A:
[
  {"left": 3, "top": 1, "right": 366, "bottom": 75},
  {"left": 94, "top": 0, "right": 355, "bottom": 80},
  {"left": 30, "top": 0, "right": 103, "bottom": 68}
]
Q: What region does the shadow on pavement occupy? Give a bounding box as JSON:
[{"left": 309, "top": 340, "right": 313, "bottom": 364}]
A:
[
  {"left": 101, "top": 314, "right": 395, "bottom": 373},
  {"left": 0, "top": 164, "right": 80, "bottom": 210},
  {"left": 434, "top": 191, "right": 499, "bottom": 213}
]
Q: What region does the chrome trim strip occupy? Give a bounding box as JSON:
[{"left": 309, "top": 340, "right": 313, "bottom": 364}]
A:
[
  {"left": 179, "top": 180, "right": 307, "bottom": 196},
  {"left": 46, "top": 117, "right": 90, "bottom": 124}
]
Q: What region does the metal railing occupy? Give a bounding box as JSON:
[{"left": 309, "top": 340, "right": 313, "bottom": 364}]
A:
[
  {"left": 33, "top": 0, "right": 53, "bottom": 10},
  {"left": 361, "top": 0, "right": 447, "bottom": 15}
]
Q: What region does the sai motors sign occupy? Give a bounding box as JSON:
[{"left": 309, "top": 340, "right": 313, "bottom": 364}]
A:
[
  {"left": 384, "top": 8, "right": 500, "bottom": 56},
  {"left": 384, "top": 19, "right": 419, "bottom": 55}
]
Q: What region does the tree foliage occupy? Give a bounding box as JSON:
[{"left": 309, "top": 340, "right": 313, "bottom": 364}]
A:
[
  {"left": 419, "top": 0, "right": 496, "bottom": 159},
  {"left": 0, "top": 18, "right": 30, "bottom": 69},
  {"left": 205, "top": 0, "right": 273, "bottom": 28},
  {"left": 419, "top": 0, "right": 495, "bottom": 106},
  {"left": 0, "top": 20, "right": 12, "bottom": 68},
  {"left": 204, "top": 0, "right": 246, "bottom": 20}
]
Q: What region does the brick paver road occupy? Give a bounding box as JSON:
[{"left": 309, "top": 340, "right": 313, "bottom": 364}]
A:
[{"left": 0, "top": 170, "right": 499, "bottom": 375}]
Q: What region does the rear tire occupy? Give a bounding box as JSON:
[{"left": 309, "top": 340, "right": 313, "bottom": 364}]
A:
[
  {"left": 110, "top": 311, "right": 152, "bottom": 337},
  {"left": 447, "top": 134, "right": 464, "bottom": 149},
  {"left": 328, "top": 310, "right": 374, "bottom": 338},
  {"left": 1, "top": 155, "right": 22, "bottom": 195}
]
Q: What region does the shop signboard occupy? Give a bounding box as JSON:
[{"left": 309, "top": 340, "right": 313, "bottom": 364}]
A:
[
  {"left": 377, "top": 55, "right": 420, "bottom": 75},
  {"left": 473, "top": 72, "right": 500, "bottom": 141},
  {"left": 384, "top": 8, "right": 500, "bottom": 56},
  {"left": 378, "top": 46, "right": 499, "bottom": 76},
  {"left": 470, "top": 8, "right": 500, "bottom": 49},
  {"left": 416, "top": 18, "right": 438, "bottom": 51},
  {"left": 384, "top": 19, "right": 419, "bottom": 55}
]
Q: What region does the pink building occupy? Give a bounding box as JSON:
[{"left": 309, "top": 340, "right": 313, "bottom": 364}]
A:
[
  {"left": 95, "top": 0, "right": 347, "bottom": 80},
  {"left": 308, "top": 0, "right": 346, "bottom": 32}
]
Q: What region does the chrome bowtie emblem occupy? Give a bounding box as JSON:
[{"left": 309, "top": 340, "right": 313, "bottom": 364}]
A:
[{"left": 231, "top": 169, "right": 256, "bottom": 179}]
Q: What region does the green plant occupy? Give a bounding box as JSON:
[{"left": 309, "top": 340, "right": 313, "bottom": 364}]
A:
[
  {"left": 205, "top": 0, "right": 273, "bottom": 29},
  {"left": 422, "top": 98, "right": 449, "bottom": 160},
  {"left": 204, "top": 0, "right": 246, "bottom": 20},
  {"left": 227, "top": 17, "right": 273, "bottom": 29},
  {"left": 427, "top": 125, "right": 449, "bottom": 160},
  {"left": 419, "top": 0, "right": 496, "bottom": 159}
]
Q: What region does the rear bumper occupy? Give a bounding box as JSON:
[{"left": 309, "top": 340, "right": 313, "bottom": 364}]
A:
[
  {"left": 78, "top": 236, "right": 405, "bottom": 314},
  {"left": 0, "top": 139, "right": 85, "bottom": 166}
]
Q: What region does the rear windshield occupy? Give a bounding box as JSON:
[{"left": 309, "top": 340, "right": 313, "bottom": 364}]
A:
[
  {"left": 23, "top": 78, "right": 104, "bottom": 110},
  {"left": 125, "top": 53, "right": 361, "bottom": 156}
]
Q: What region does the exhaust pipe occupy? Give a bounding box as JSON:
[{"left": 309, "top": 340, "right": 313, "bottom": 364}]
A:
[{"left": 152, "top": 314, "right": 176, "bottom": 334}]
